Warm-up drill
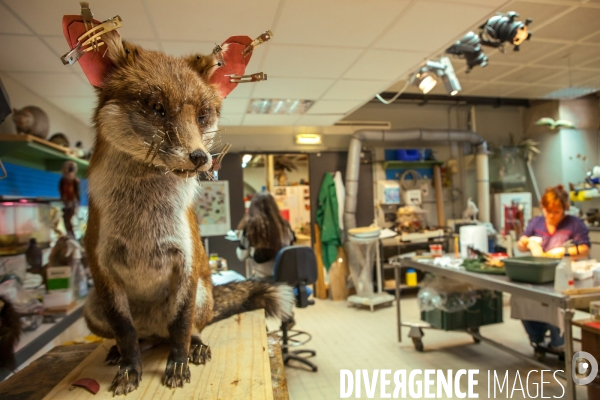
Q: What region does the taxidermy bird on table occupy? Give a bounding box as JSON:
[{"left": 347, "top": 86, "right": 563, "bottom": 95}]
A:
[
  {"left": 535, "top": 117, "right": 575, "bottom": 130},
  {"left": 60, "top": 3, "right": 291, "bottom": 396}
]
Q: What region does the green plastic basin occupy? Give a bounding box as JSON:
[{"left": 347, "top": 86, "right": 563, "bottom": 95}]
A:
[{"left": 503, "top": 256, "right": 559, "bottom": 284}]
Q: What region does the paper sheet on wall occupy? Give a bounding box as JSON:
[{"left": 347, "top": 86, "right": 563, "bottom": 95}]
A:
[{"left": 195, "top": 181, "right": 231, "bottom": 237}]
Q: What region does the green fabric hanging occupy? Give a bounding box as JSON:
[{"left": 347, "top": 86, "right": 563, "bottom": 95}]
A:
[{"left": 316, "top": 172, "right": 341, "bottom": 271}]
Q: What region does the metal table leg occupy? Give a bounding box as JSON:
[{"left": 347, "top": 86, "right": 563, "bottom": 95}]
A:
[
  {"left": 395, "top": 263, "right": 402, "bottom": 342},
  {"left": 564, "top": 309, "right": 576, "bottom": 400}
]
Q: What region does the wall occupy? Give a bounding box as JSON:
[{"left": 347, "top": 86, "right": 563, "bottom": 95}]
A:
[
  {"left": 526, "top": 95, "right": 600, "bottom": 206},
  {"left": 0, "top": 72, "right": 95, "bottom": 148}
]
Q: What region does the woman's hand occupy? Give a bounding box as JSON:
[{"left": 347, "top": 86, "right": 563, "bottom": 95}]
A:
[{"left": 517, "top": 236, "right": 530, "bottom": 252}]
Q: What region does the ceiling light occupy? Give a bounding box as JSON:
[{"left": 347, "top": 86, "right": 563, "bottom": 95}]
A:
[
  {"left": 295, "top": 133, "right": 322, "bottom": 145},
  {"left": 247, "top": 99, "right": 314, "bottom": 115},
  {"left": 242, "top": 154, "right": 252, "bottom": 168},
  {"left": 410, "top": 57, "right": 461, "bottom": 96},
  {"left": 445, "top": 31, "right": 488, "bottom": 73},
  {"left": 480, "top": 12, "right": 532, "bottom": 51}
]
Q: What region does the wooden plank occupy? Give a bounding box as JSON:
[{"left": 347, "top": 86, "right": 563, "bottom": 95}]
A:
[
  {"left": 267, "top": 334, "right": 289, "bottom": 400},
  {"left": 42, "top": 310, "right": 273, "bottom": 400}
]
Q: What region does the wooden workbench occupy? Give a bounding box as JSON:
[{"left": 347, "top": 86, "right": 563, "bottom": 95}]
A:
[{"left": 0, "top": 310, "right": 289, "bottom": 400}]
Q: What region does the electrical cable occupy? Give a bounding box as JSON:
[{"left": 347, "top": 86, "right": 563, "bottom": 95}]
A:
[
  {"left": 375, "top": 78, "right": 411, "bottom": 105},
  {"left": 399, "top": 169, "right": 423, "bottom": 190}
]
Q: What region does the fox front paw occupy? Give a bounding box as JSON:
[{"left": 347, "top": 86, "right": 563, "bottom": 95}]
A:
[
  {"left": 110, "top": 364, "right": 141, "bottom": 396},
  {"left": 105, "top": 345, "right": 121, "bottom": 365},
  {"left": 189, "top": 337, "right": 211, "bottom": 365},
  {"left": 163, "top": 359, "right": 191, "bottom": 388}
]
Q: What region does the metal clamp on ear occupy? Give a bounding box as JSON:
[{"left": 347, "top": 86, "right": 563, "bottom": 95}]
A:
[
  {"left": 212, "top": 44, "right": 226, "bottom": 67},
  {"left": 226, "top": 72, "right": 266, "bottom": 83},
  {"left": 242, "top": 30, "right": 273, "bottom": 57},
  {"left": 144, "top": 131, "right": 165, "bottom": 166},
  {"left": 61, "top": 15, "right": 123, "bottom": 65}
]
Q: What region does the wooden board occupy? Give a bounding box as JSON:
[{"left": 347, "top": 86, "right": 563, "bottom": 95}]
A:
[{"left": 42, "top": 310, "right": 274, "bottom": 400}]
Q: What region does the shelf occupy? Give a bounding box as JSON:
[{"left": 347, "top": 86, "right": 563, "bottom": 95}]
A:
[
  {"left": 0, "top": 134, "right": 88, "bottom": 178},
  {"left": 382, "top": 160, "right": 443, "bottom": 170}
]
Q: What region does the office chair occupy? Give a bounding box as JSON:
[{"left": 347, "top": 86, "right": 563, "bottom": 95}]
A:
[{"left": 273, "top": 245, "right": 318, "bottom": 372}]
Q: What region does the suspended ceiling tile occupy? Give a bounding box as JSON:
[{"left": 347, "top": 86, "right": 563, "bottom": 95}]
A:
[
  {"left": 42, "top": 36, "right": 72, "bottom": 57},
  {"left": 0, "top": 2, "right": 30, "bottom": 34},
  {"left": 321, "top": 79, "right": 389, "bottom": 100},
  {"left": 145, "top": 0, "right": 278, "bottom": 42},
  {"left": 537, "top": 69, "right": 600, "bottom": 86},
  {"left": 262, "top": 45, "right": 362, "bottom": 79},
  {"left": 251, "top": 77, "right": 334, "bottom": 99},
  {"left": 456, "top": 63, "right": 518, "bottom": 82},
  {"left": 306, "top": 100, "right": 364, "bottom": 115},
  {"left": 582, "top": 32, "right": 600, "bottom": 44},
  {"left": 130, "top": 40, "right": 161, "bottom": 52},
  {"left": 580, "top": 56, "right": 600, "bottom": 69},
  {"left": 496, "top": 66, "right": 564, "bottom": 84},
  {"left": 343, "top": 49, "right": 428, "bottom": 81},
  {"left": 295, "top": 114, "right": 343, "bottom": 126},
  {"left": 486, "top": 41, "right": 567, "bottom": 65},
  {"left": 466, "top": 82, "right": 523, "bottom": 97},
  {"left": 275, "top": 0, "right": 410, "bottom": 47},
  {"left": 533, "top": 44, "right": 600, "bottom": 68},
  {"left": 0, "top": 35, "right": 65, "bottom": 73},
  {"left": 218, "top": 113, "right": 244, "bottom": 126},
  {"left": 3, "top": 0, "right": 156, "bottom": 40},
  {"left": 434, "top": 0, "right": 507, "bottom": 5},
  {"left": 161, "top": 41, "right": 215, "bottom": 57},
  {"left": 221, "top": 98, "right": 250, "bottom": 114},
  {"left": 242, "top": 114, "right": 301, "bottom": 126},
  {"left": 502, "top": 85, "right": 561, "bottom": 99},
  {"left": 533, "top": 7, "right": 600, "bottom": 42},
  {"left": 226, "top": 82, "right": 254, "bottom": 99},
  {"left": 506, "top": 1, "right": 572, "bottom": 28},
  {"left": 375, "top": 1, "right": 495, "bottom": 52},
  {"left": 7, "top": 72, "right": 95, "bottom": 97}
]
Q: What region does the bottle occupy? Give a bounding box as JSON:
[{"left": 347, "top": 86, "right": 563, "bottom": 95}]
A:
[
  {"left": 554, "top": 254, "right": 574, "bottom": 292},
  {"left": 71, "top": 247, "right": 88, "bottom": 298},
  {"left": 406, "top": 269, "right": 418, "bottom": 287}
]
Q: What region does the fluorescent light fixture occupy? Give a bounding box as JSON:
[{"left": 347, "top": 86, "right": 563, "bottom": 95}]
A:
[
  {"left": 247, "top": 99, "right": 314, "bottom": 115},
  {"left": 542, "top": 87, "right": 600, "bottom": 100},
  {"left": 295, "top": 133, "right": 322, "bottom": 145}
]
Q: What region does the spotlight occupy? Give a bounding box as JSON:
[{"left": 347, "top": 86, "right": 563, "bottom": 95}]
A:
[
  {"left": 479, "top": 12, "right": 532, "bottom": 51},
  {"left": 241, "top": 154, "right": 252, "bottom": 168},
  {"left": 445, "top": 31, "right": 488, "bottom": 73},
  {"left": 410, "top": 57, "right": 462, "bottom": 96}
]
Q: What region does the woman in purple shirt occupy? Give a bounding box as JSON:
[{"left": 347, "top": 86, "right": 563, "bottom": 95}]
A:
[{"left": 514, "top": 185, "right": 590, "bottom": 355}]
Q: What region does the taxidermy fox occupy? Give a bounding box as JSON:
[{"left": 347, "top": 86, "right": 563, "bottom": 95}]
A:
[{"left": 82, "top": 32, "right": 293, "bottom": 395}]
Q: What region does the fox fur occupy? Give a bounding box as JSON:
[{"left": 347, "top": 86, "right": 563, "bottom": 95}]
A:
[{"left": 82, "top": 32, "right": 293, "bottom": 395}]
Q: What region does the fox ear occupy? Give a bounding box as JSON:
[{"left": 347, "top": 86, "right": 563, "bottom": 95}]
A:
[
  {"left": 102, "top": 32, "right": 138, "bottom": 67},
  {"left": 184, "top": 53, "right": 221, "bottom": 83}
]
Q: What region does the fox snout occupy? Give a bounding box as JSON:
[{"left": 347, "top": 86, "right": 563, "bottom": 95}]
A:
[{"left": 189, "top": 149, "right": 210, "bottom": 169}]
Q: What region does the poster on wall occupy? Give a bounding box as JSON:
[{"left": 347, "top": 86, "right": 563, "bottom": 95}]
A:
[{"left": 194, "top": 181, "right": 231, "bottom": 237}]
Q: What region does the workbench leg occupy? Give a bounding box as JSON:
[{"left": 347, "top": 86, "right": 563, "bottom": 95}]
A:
[
  {"left": 564, "top": 309, "right": 576, "bottom": 400},
  {"left": 395, "top": 264, "right": 402, "bottom": 343}
]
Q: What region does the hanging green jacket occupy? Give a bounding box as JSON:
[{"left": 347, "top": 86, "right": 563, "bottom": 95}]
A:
[{"left": 316, "top": 172, "right": 341, "bottom": 271}]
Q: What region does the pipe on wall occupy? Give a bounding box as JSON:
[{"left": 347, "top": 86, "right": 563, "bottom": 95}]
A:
[{"left": 344, "top": 129, "right": 488, "bottom": 232}]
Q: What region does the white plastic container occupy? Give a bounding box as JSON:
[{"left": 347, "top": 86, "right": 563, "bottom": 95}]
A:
[{"left": 554, "top": 254, "right": 574, "bottom": 292}]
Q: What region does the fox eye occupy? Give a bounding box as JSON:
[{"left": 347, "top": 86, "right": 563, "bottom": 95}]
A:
[
  {"left": 147, "top": 99, "right": 165, "bottom": 116},
  {"left": 197, "top": 108, "right": 210, "bottom": 124}
]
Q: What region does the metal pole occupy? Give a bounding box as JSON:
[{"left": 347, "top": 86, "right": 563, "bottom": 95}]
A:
[
  {"left": 395, "top": 263, "right": 402, "bottom": 342},
  {"left": 564, "top": 310, "right": 576, "bottom": 400}
]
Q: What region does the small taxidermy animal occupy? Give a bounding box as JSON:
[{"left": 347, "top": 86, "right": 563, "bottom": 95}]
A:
[
  {"left": 61, "top": 5, "right": 289, "bottom": 396},
  {"left": 534, "top": 117, "right": 575, "bottom": 130},
  {"left": 12, "top": 106, "right": 50, "bottom": 139}
]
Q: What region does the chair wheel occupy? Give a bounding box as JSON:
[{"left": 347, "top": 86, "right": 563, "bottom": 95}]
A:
[{"left": 412, "top": 338, "right": 424, "bottom": 352}]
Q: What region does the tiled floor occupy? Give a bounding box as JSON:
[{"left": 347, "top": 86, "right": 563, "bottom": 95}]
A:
[{"left": 268, "top": 296, "right": 590, "bottom": 400}]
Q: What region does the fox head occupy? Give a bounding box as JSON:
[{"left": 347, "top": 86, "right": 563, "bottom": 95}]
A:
[{"left": 94, "top": 33, "right": 222, "bottom": 178}]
